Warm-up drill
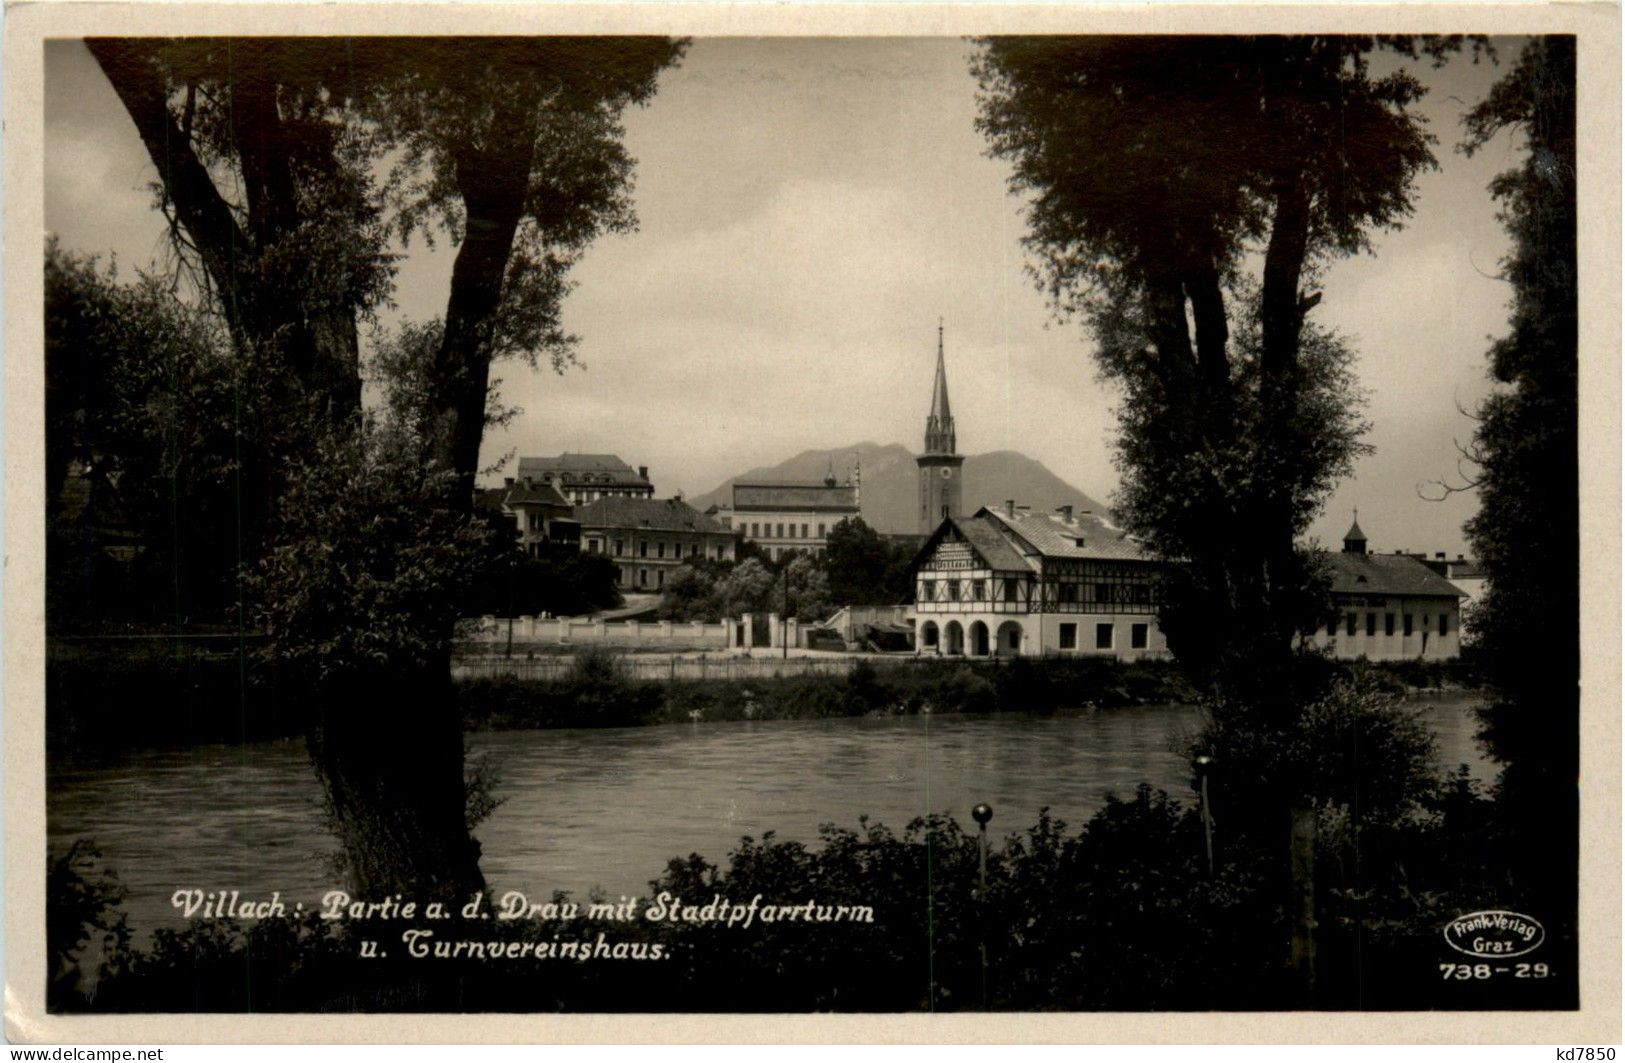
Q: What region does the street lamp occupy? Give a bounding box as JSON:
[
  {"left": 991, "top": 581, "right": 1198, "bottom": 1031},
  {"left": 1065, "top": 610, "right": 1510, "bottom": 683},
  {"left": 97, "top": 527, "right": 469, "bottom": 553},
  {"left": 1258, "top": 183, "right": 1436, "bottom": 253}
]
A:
[
  {"left": 971, "top": 802, "right": 993, "bottom": 1008},
  {"left": 1194, "top": 755, "right": 1216, "bottom": 877}
]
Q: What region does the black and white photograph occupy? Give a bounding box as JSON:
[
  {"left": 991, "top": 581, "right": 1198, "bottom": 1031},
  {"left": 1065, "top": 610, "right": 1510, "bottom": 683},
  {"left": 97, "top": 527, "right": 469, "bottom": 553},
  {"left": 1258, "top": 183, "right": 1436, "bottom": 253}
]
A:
[{"left": 6, "top": 2, "right": 1619, "bottom": 1044}]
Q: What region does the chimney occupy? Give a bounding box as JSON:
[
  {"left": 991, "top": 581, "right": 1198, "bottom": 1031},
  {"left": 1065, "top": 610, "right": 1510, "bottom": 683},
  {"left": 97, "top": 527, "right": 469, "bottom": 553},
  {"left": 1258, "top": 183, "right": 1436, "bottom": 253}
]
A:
[
  {"left": 1435, "top": 552, "right": 1445, "bottom": 559},
  {"left": 1056, "top": 505, "right": 1074, "bottom": 523},
  {"left": 638, "top": 465, "right": 649, "bottom": 481},
  {"left": 504, "top": 477, "right": 514, "bottom": 487},
  {"left": 1005, "top": 499, "right": 1016, "bottom": 518},
  {"left": 1457, "top": 553, "right": 1465, "bottom": 561}
]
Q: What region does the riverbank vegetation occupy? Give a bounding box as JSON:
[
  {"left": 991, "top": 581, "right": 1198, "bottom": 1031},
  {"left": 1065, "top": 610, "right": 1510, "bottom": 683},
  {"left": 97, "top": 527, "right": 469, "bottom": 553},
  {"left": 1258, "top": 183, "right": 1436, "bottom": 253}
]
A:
[{"left": 47, "top": 641, "right": 1479, "bottom": 750}]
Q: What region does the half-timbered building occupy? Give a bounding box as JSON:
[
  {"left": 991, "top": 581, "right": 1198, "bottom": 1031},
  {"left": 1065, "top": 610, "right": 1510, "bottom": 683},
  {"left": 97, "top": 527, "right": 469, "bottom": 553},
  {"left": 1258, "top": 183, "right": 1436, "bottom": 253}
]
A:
[{"left": 908, "top": 502, "right": 1168, "bottom": 659}]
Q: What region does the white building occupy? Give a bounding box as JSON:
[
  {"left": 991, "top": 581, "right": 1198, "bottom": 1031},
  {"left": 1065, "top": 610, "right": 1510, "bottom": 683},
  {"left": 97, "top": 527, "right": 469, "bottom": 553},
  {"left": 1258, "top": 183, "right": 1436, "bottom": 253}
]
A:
[
  {"left": 1304, "top": 519, "right": 1467, "bottom": 661},
  {"left": 908, "top": 503, "right": 1169, "bottom": 659},
  {"left": 575, "top": 497, "right": 736, "bottom": 592},
  {"left": 716, "top": 478, "right": 861, "bottom": 560}
]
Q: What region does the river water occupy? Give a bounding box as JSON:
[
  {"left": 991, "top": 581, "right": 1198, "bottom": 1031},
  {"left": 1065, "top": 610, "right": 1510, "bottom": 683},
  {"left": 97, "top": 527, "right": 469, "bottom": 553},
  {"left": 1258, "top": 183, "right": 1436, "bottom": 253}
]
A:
[{"left": 48, "top": 697, "right": 1490, "bottom": 938}]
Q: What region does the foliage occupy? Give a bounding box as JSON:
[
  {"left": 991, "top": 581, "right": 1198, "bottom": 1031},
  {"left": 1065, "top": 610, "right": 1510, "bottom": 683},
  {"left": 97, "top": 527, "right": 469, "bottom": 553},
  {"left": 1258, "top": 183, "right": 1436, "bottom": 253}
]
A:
[
  {"left": 1456, "top": 36, "right": 1579, "bottom": 962},
  {"left": 821, "top": 517, "right": 916, "bottom": 606},
  {"left": 972, "top": 36, "right": 1471, "bottom": 695},
  {"left": 45, "top": 241, "right": 274, "bottom": 626},
  {"left": 81, "top": 37, "right": 689, "bottom": 898},
  {"left": 466, "top": 547, "right": 622, "bottom": 619},
  {"left": 1192, "top": 675, "right": 1442, "bottom": 835},
  {"left": 48, "top": 842, "right": 131, "bottom": 1000},
  {"left": 1458, "top": 37, "right": 1577, "bottom": 807},
  {"left": 250, "top": 427, "right": 492, "bottom": 686},
  {"left": 1101, "top": 289, "right": 1372, "bottom": 673},
  {"left": 456, "top": 656, "right": 1197, "bottom": 730},
  {"left": 57, "top": 765, "right": 1564, "bottom": 1013}
]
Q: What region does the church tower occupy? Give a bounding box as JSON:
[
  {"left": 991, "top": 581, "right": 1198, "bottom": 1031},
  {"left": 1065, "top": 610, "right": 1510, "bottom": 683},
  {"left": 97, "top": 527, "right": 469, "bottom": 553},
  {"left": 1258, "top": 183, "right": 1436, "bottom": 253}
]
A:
[{"left": 916, "top": 320, "right": 965, "bottom": 534}]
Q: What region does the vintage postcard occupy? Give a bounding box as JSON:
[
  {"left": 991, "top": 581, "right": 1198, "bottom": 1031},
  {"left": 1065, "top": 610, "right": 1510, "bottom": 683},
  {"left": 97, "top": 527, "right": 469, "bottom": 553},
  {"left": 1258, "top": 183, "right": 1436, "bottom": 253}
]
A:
[{"left": 4, "top": 1, "right": 1619, "bottom": 1045}]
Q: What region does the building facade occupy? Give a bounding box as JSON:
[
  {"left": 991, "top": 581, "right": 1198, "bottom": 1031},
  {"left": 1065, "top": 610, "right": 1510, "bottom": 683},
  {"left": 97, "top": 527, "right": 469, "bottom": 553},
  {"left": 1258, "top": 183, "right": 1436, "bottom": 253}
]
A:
[
  {"left": 1304, "top": 519, "right": 1467, "bottom": 661},
  {"left": 908, "top": 502, "right": 1169, "bottom": 659},
  {"left": 575, "top": 497, "right": 736, "bottom": 592},
  {"left": 716, "top": 478, "right": 861, "bottom": 560},
  {"left": 475, "top": 479, "right": 580, "bottom": 556},
  {"left": 516, "top": 453, "right": 655, "bottom": 505},
  {"left": 916, "top": 323, "right": 964, "bottom": 534}
]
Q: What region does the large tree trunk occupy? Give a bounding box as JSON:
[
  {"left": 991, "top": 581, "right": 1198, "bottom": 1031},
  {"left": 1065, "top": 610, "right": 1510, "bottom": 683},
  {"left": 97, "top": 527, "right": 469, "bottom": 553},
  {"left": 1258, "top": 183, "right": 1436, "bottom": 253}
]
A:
[
  {"left": 89, "top": 40, "right": 481, "bottom": 901},
  {"left": 308, "top": 671, "right": 484, "bottom": 900}
]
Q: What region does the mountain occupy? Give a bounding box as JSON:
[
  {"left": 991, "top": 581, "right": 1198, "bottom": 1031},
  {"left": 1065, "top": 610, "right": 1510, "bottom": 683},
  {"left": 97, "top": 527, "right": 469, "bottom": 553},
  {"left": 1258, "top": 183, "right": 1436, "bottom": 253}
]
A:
[{"left": 689, "top": 442, "right": 1110, "bottom": 536}]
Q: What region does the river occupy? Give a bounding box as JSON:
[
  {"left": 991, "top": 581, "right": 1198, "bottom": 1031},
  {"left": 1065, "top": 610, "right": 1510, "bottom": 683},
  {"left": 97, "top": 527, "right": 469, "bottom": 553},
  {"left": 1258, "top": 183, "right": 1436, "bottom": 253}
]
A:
[{"left": 48, "top": 696, "right": 1490, "bottom": 938}]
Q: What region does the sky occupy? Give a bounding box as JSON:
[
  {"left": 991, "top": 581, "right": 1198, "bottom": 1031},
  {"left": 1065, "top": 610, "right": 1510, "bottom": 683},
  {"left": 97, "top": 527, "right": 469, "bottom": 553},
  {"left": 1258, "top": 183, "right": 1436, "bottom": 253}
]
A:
[{"left": 43, "top": 37, "right": 1530, "bottom": 556}]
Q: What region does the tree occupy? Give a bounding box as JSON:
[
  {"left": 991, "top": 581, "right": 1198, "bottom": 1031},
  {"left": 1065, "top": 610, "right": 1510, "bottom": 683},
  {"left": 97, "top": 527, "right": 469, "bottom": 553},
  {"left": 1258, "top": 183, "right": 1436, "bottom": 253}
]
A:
[
  {"left": 657, "top": 563, "right": 721, "bottom": 622},
  {"left": 1458, "top": 36, "right": 1578, "bottom": 960},
  {"left": 782, "top": 554, "right": 834, "bottom": 623},
  {"left": 975, "top": 35, "right": 1462, "bottom": 692},
  {"left": 45, "top": 241, "right": 265, "bottom": 626},
  {"left": 83, "top": 37, "right": 685, "bottom": 899},
  {"left": 974, "top": 34, "right": 1471, "bottom": 998},
  {"left": 822, "top": 517, "right": 891, "bottom": 604}
]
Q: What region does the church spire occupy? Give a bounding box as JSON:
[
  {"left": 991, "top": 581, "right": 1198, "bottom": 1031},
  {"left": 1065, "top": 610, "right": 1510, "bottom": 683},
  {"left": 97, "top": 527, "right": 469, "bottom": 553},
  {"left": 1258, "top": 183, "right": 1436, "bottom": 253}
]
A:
[{"left": 925, "top": 318, "right": 956, "bottom": 454}]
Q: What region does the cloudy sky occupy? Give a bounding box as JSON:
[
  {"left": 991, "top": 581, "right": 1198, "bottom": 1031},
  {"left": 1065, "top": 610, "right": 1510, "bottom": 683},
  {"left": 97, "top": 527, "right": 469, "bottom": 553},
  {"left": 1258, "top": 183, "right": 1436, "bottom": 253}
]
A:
[{"left": 45, "top": 37, "right": 1527, "bottom": 555}]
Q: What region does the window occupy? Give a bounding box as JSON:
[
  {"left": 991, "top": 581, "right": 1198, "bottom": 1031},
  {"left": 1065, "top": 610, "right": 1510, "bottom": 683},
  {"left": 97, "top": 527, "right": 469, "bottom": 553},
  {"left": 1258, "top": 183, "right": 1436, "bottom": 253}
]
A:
[
  {"left": 920, "top": 580, "right": 934, "bottom": 602},
  {"left": 1366, "top": 613, "right": 1377, "bottom": 637},
  {"left": 1439, "top": 613, "right": 1449, "bottom": 637},
  {"left": 750, "top": 523, "right": 760, "bottom": 537},
  {"left": 638, "top": 568, "right": 648, "bottom": 588},
  {"left": 1059, "top": 623, "right": 1077, "bottom": 650},
  {"left": 656, "top": 542, "right": 666, "bottom": 559},
  {"left": 587, "top": 539, "right": 600, "bottom": 554},
  {"left": 639, "top": 540, "right": 648, "bottom": 558},
  {"left": 1007, "top": 626, "right": 1021, "bottom": 650},
  {"left": 1347, "top": 613, "right": 1357, "bottom": 636},
  {"left": 1327, "top": 617, "right": 1338, "bottom": 637},
  {"left": 941, "top": 504, "right": 949, "bottom": 519},
  {"left": 1403, "top": 614, "right": 1413, "bottom": 637},
  {"left": 1131, "top": 623, "right": 1148, "bottom": 649},
  {"left": 1004, "top": 577, "right": 1018, "bottom": 601},
  {"left": 716, "top": 544, "right": 727, "bottom": 560},
  {"left": 818, "top": 524, "right": 826, "bottom": 537},
  {"left": 801, "top": 523, "right": 809, "bottom": 539},
  {"left": 691, "top": 543, "right": 700, "bottom": 557},
  {"left": 922, "top": 624, "right": 938, "bottom": 647},
  {"left": 657, "top": 570, "right": 665, "bottom": 588},
  {"left": 972, "top": 580, "right": 986, "bottom": 601},
  {"left": 777, "top": 523, "right": 786, "bottom": 538},
  {"left": 1060, "top": 583, "right": 1079, "bottom": 604},
  {"left": 1384, "top": 613, "right": 1395, "bottom": 637},
  {"left": 613, "top": 539, "right": 623, "bottom": 557},
  {"left": 947, "top": 580, "right": 961, "bottom": 601},
  {"left": 1096, "top": 583, "right": 1111, "bottom": 604},
  {"left": 528, "top": 513, "right": 543, "bottom": 531},
  {"left": 1095, "top": 623, "right": 1114, "bottom": 649}
]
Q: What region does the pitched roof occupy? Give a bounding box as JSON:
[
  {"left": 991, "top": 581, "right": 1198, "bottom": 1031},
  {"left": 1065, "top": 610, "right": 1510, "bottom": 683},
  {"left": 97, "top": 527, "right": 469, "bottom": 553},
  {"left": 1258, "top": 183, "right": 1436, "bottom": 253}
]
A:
[
  {"left": 504, "top": 481, "right": 571, "bottom": 507},
  {"left": 574, "top": 497, "right": 731, "bottom": 535},
  {"left": 1329, "top": 551, "right": 1465, "bottom": 598},
  {"left": 732, "top": 481, "right": 860, "bottom": 513},
  {"left": 517, "top": 453, "right": 650, "bottom": 486},
  {"left": 982, "top": 506, "right": 1155, "bottom": 563},
  {"left": 952, "top": 517, "right": 1038, "bottom": 572},
  {"left": 1344, "top": 518, "right": 1368, "bottom": 543}
]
